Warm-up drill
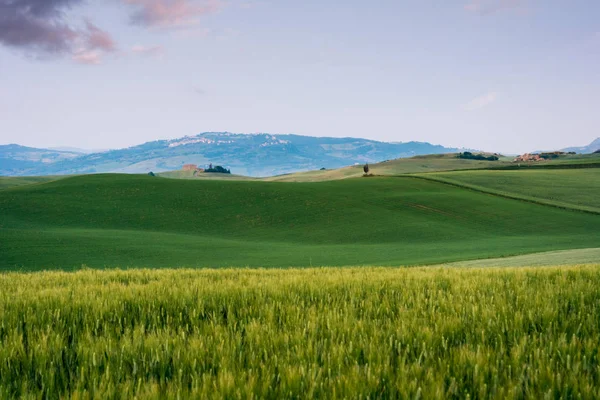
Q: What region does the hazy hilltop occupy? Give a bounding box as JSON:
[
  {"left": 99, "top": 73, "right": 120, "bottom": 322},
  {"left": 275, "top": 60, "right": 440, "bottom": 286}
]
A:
[
  {"left": 0, "top": 144, "right": 82, "bottom": 176},
  {"left": 0, "top": 132, "right": 461, "bottom": 177},
  {"left": 561, "top": 138, "right": 600, "bottom": 154}
]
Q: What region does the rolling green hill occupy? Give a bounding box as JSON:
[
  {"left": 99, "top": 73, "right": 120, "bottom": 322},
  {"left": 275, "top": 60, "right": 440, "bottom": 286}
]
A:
[
  {"left": 0, "top": 176, "right": 64, "bottom": 190},
  {"left": 1, "top": 174, "right": 599, "bottom": 270},
  {"left": 446, "top": 247, "right": 600, "bottom": 267},
  {"left": 266, "top": 153, "right": 514, "bottom": 182},
  {"left": 266, "top": 152, "right": 600, "bottom": 182},
  {"left": 419, "top": 169, "right": 600, "bottom": 213}
]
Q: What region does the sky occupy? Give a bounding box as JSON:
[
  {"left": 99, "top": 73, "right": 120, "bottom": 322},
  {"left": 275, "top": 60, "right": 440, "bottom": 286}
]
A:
[{"left": 0, "top": 0, "right": 599, "bottom": 154}]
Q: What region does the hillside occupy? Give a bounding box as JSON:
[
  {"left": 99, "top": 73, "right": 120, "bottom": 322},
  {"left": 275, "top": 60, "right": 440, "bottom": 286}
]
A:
[
  {"left": 0, "top": 133, "right": 461, "bottom": 177},
  {"left": 1, "top": 174, "right": 599, "bottom": 270},
  {"left": 266, "top": 152, "right": 600, "bottom": 182},
  {"left": 0, "top": 144, "right": 82, "bottom": 176},
  {"left": 0, "top": 176, "right": 64, "bottom": 190},
  {"left": 561, "top": 137, "right": 600, "bottom": 154},
  {"left": 266, "top": 153, "right": 515, "bottom": 182},
  {"left": 419, "top": 168, "right": 600, "bottom": 213}
]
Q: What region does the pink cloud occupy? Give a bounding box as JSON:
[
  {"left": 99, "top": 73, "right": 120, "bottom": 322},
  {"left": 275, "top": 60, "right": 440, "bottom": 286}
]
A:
[
  {"left": 72, "top": 50, "right": 102, "bottom": 65},
  {"left": 84, "top": 21, "right": 117, "bottom": 52},
  {"left": 131, "top": 44, "right": 165, "bottom": 56},
  {"left": 123, "top": 0, "right": 221, "bottom": 28},
  {"left": 70, "top": 22, "right": 118, "bottom": 65}
]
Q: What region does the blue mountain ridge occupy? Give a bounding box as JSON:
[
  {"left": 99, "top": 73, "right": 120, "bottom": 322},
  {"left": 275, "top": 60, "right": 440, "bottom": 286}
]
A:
[{"left": 1, "top": 132, "right": 465, "bottom": 177}]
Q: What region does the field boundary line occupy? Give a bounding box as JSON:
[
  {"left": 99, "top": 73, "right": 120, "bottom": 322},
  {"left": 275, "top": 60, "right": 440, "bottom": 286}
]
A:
[{"left": 397, "top": 175, "right": 600, "bottom": 216}]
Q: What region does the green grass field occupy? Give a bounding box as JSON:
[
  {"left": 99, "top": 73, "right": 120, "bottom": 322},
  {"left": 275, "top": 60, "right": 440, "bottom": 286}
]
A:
[
  {"left": 419, "top": 169, "right": 600, "bottom": 213},
  {"left": 2, "top": 173, "right": 599, "bottom": 270},
  {"left": 0, "top": 176, "right": 63, "bottom": 190},
  {"left": 2, "top": 266, "right": 600, "bottom": 398},
  {"left": 266, "top": 154, "right": 516, "bottom": 182},
  {"left": 266, "top": 152, "right": 600, "bottom": 182},
  {"left": 447, "top": 247, "right": 600, "bottom": 267}
]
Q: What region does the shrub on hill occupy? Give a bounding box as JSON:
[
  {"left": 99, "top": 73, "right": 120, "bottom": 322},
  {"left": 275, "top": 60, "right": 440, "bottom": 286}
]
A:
[
  {"left": 458, "top": 152, "right": 499, "bottom": 161},
  {"left": 594, "top": 149, "right": 600, "bottom": 154},
  {"left": 205, "top": 165, "right": 231, "bottom": 174},
  {"left": 538, "top": 152, "right": 562, "bottom": 160},
  {"left": 148, "top": 171, "right": 155, "bottom": 176}
]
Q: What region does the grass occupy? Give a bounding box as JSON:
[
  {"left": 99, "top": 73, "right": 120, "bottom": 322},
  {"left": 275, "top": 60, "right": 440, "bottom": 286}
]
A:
[
  {"left": 1, "top": 173, "right": 600, "bottom": 270},
  {"left": 1, "top": 265, "right": 600, "bottom": 398},
  {"left": 447, "top": 247, "right": 600, "bottom": 267},
  {"left": 266, "top": 154, "right": 516, "bottom": 182},
  {"left": 0, "top": 176, "right": 63, "bottom": 190},
  {"left": 265, "top": 153, "right": 600, "bottom": 182},
  {"left": 158, "top": 170, "right": 256, "bottom": 181},
  {"left": 419, "top": 169, "right": 600, "bottom": 213}
]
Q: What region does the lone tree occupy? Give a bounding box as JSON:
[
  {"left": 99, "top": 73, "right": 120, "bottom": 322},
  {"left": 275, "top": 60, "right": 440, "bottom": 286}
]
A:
[{"left": 363, "top": 163, "right": 370, "bottom": 174}]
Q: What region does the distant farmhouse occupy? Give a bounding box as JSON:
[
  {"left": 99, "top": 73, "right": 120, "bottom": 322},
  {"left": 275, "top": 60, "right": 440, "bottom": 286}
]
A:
[
  {"left": 182, "top": 164, "right": 204, "bottom": 172},
  {"left": 513, "top": 153, "right": 543, "bottom": 162},
  {"left": 181, "top": 163, "right": 231, "bottom": 174},
  {"left": 513, "top": 151, "right": 574, "bottom": 162}
]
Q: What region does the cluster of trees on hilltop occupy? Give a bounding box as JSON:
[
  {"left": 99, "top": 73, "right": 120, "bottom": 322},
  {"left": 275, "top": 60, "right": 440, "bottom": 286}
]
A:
[
  {"left": 457, "top": 152, "right": 499, "bottom": 161},
  {"left": 205, "top": 165, "right": 231, "bottom": 174}
]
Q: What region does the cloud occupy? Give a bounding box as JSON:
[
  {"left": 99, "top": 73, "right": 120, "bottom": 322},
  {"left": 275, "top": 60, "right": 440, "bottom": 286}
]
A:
[
  {"left": 464, "top": 0, "right": 526, "bottom": 15},
  {"left": 0, "top": 0, "right": 116, "bottom": 64},
  {"left": 131, "top": 44, "right": 165, "bottom": 56},
  {"left": 72, "top": 50, "right": 101, "bottom": 65},
  {"left": 0, "top": 0, "right": 81, "bottom": 53},
  {"left": 0, "top": 0, "right": 219, "bottom": 64},
  {"left": 462, "top": 92, "right": 498, "bottom": 111},
  {"left": 123, "top": 0, "right": 221, "bottom": 28},
  {"left": 84, "top": 20, "right": 116, "bottom": 52}
]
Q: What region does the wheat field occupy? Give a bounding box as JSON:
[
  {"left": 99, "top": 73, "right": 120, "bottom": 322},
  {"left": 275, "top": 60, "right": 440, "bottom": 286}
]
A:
[{"left": 1, "top": 265, "right": 599, "bottom": 398}]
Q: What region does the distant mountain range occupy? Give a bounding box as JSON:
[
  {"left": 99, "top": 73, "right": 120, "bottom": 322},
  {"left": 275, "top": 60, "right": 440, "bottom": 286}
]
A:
[
  {"left": 561, "top": 138, "right": 600, "bottom": 154},
  {"left": 0, "top": 133, "right": 463, "bottom": 177}
]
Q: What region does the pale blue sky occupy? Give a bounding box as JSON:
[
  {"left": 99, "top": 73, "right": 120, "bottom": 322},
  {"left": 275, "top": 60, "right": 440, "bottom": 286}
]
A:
[{"left": 0, "top": 0, "right": 598, "bottom": 153}]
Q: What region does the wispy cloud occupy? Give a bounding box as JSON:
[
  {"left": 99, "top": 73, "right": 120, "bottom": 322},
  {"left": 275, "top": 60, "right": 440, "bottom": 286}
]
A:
[
  {"left": 84, "top": 20, "right": 116, "bottom": 52},
  {"left": 0, "top": 0, "right": 116, "bottom": 64},
  {"left": 72, "top": 50, "right": 102, "bottom": 65},
  {"left": 123, "top": 0, "right": 221, "bottom": 28},
  {"left": 131, "top": 44, "right": 165, "bottom": 57},
  {"left": 464, "top": 0, "right": 526, "bottom": 15},
  {"left": 462, "top": 92, "right": 498, "bottom": 111}
]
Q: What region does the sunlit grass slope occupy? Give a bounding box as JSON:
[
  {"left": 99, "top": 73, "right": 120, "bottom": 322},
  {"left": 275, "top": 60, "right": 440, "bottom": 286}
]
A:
[
  {"left": 266, "top": 153, "right": 600, "bottom": 182},
  {"left": 0, "top": 176, "right": 63, "bottom": 190},
  {"left": 1, "top": 174, "right": 599, "bottom": 270},
  {"left": 1, "top": 266, "right": 600, "bottom": 398},
  {"left": 420, "top": 169, "right": 600, "bottom": 213},
  {"left": 447, "top": 247, "right": 600, "bottom": 267},
  {"left": 266, "top": 153, "right": 515, "bottom": 182}
]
